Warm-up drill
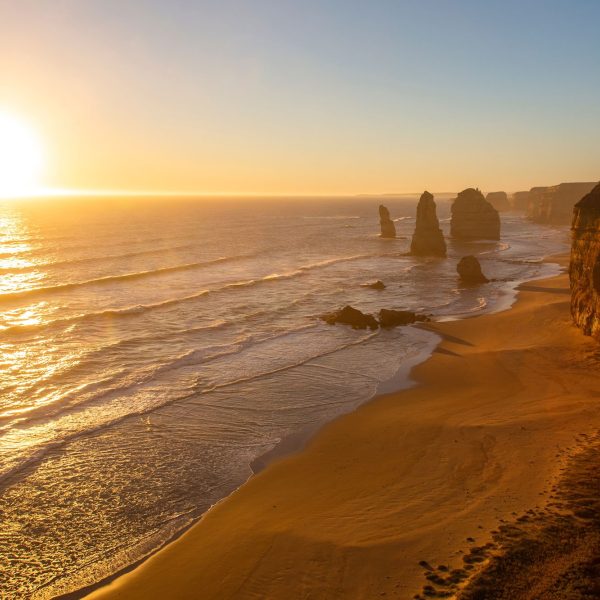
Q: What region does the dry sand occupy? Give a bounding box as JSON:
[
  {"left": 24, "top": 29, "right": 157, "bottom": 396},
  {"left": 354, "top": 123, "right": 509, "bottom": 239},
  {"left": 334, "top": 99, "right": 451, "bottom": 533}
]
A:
[{"left": 87, "top": 262, "right": 600, "bottom": 600}]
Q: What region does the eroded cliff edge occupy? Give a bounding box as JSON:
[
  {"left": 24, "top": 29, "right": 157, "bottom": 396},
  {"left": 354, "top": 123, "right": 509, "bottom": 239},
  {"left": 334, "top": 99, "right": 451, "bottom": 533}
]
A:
[{"left": 570, "top": 182, "right": 600, "bottom": 338}]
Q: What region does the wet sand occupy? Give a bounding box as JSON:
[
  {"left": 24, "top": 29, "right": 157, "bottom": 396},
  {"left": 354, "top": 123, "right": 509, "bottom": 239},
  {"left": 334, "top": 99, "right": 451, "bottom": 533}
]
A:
[{"left": 86, "top": 259, "right": 600, "bottom": 600}]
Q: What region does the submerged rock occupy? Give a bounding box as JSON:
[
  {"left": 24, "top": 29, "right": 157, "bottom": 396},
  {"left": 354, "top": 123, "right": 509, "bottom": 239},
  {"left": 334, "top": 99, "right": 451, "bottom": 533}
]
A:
[
  {"left": 486, "top": 191, "right": 510, "bottom": 212},
  {"left": 570, "top": 182, "right": 600, "bottom": 338},
  {"left": 450, "top": 188, "right": 500, "bottom": 240},
  {"left": 362, "top": 280, "right": 386, "bottom": 290},
  {"left": 457, "top": 256, "right": 489, "bottom": 284},
  {"left": 379, "top": 204, "right": 396, "bottom": 238},
  {"left": 322, "top": 305, "right": 379, "bottom": 330},
  {"left": 378, "top": 309, "right": 430, "bottom": 328},
  {"left": 410, "top": 191, "right": 447, "bottom": 257}
]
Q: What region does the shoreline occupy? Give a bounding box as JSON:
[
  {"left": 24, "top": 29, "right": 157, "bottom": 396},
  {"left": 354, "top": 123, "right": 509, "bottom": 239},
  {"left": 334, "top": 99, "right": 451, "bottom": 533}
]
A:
[{"left": 74, "top": 254, "right": 591, "bottom": 600}]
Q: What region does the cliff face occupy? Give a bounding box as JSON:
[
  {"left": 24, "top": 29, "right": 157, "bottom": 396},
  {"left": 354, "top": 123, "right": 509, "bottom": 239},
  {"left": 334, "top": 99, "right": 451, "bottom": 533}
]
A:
[
  {"left": 410, "top": 191, "right": 446, "bottom": 257},
  {"left": 570, "top": 183, "right": 600, "bottom": 339},
  {"left": 379, "top": 204, "right": 396, "bottom": 238},
  {"left": 486, "top": 191, "right": 510, "bottom": 212},
  {"left": 528, "top": 182, "right": 596, "bottom": 225},
  {"left": 450, "top": 188, "right": 500, "bottom": 240}
]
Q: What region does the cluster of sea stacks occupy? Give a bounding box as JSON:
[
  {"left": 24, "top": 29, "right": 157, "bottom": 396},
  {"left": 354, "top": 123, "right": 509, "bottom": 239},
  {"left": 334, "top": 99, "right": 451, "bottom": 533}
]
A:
[
  {"left": 570, "top": 182, "right": 600, "bottom": 339},
  {"left": 324, "top": 189, "right": 499, "bottom": 331}
]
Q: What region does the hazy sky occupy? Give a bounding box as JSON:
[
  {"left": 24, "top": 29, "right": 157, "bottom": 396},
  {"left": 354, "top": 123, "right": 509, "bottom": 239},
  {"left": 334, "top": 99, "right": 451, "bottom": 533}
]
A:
[{"left": 1, "top": 0, "right": 599, "bottom": 194}]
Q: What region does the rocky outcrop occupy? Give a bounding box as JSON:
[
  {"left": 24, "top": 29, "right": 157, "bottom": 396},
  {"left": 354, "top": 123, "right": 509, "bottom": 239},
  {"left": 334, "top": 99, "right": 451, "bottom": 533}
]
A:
[
  {"left": 410, "top": 191, "right": 446, "bottom": 257},
  {"left": 362, "top": 280, "right": 386, "bottom": 290},
  {"left": 379, "top": 205, "right": 396, "bottom": 238},
  {"left": 528, "top": 182, "right": 596, "bottom": 225},
  {"left": 486, "top": 191, "right": 510, "bottom": 212},
  {"left": 457, "top": 255, "right": 489, "bottom": 284},
  {"left": 378, "top": 309, "right": 430, "bottom": 328},
  {"left": 322, "top": 305, "right": 379, "bottom": 330},
  {"left": 570, "top": 183, "right": 600, "bottom": 338},
  {"left": 450, "top": 188, "right": 500, "bottom": 240}
]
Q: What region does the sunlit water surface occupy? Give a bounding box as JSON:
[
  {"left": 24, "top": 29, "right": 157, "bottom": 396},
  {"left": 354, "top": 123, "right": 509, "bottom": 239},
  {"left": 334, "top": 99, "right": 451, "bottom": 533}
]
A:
[{"left": 0, "top": 196, "right": 567, "bottom": 598}]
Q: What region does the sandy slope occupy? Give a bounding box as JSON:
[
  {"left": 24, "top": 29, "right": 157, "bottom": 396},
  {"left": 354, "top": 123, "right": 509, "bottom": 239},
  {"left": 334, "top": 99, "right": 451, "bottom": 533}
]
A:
[{"left": 87, "top": 266, "right": 600, "bottom": 600}]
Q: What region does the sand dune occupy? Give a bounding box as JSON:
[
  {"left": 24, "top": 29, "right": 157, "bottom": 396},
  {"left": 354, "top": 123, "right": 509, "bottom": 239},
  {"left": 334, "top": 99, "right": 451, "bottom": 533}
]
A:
[{"left": 87, "top": 261, "right": 600, "bottom": 600}]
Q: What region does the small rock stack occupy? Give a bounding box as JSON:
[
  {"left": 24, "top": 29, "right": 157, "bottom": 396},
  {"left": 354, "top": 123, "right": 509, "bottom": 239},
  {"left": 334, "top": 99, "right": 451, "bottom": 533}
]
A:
[
  {"left": 410, "top": 191, "right": 446, "bottom": 257},
  {"left": 379, "top": 204, "right": 396, "bottom": 238}
]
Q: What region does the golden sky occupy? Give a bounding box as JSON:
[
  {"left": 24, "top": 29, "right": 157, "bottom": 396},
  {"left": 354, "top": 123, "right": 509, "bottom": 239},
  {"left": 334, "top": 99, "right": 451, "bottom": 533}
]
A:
[{"left": 1, "top": 1, "right": 599, "bottom": 196}]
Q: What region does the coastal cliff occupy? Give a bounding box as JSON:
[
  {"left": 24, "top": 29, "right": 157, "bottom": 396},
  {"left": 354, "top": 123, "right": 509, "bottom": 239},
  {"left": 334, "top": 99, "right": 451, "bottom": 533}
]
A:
[
  {"left": 379, "top": 205, "right": 396, "bottom": 238},
  {"left": 527, "top": 182, "right": 596, "bottom": 225},
  {"left": 570, "top": 182, "right": 600, "bottom": 338},
  {"left": 410, "top": 191, "right": 446, "bottom": 257},
  {"left": 450, "top": 188, "right": 500, "bottom": 240}
]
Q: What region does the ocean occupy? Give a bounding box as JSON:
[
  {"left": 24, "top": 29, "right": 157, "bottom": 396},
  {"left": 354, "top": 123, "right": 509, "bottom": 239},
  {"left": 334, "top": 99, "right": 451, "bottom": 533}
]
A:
[{"left": 0, "top": 195, "right": 567, "bottom": 598}]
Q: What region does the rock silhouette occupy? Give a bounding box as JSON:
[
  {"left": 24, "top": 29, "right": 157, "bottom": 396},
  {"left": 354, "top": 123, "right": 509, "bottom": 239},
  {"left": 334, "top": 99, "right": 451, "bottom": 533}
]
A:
[
  {"left": 450, "top": 188, "right": 500, "bottom": 240},
  {"left": 457, "top": 256, "right": 489, "bottom": 284},
  {"left": 322, "top": 305, "right": 379, "bottom": 330},
  {"left": 378, "top": 309, "right": 430, "bottom": 328},
  {"left": 379, "top": 205, "right": 396, "bottom": 238},
  {"left": 486, "top": 191, "right": 510, "bottom": 212},
  {"left": 410, "top": 191, "right": 446, "bottom": 257},
  {"left": 570, "top": 182, "right": 600, "bottom": 338}
]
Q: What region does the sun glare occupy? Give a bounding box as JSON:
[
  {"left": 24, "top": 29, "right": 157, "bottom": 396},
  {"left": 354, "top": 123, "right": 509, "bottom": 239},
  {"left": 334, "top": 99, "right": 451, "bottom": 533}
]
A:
[{"left": 0, "top": 112, "right": 44, "bottom": 198}]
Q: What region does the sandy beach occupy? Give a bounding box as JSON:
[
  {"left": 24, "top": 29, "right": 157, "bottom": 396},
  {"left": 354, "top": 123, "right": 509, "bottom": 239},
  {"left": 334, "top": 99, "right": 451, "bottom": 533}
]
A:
[{"left": 86, "top": 257, "right": 600, "bottom": 600}]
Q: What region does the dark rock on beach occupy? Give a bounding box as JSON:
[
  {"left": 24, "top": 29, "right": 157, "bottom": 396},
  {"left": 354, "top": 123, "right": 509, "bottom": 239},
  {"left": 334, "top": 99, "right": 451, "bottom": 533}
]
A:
[
  {"left": 322, "top": 305, "right": 379, "bottom": 330},
  {"left": 410, "top": 191, "right": 446, "bottom": 257},
  {"left": 450, "top": 188, "right": 500, "bottom": 240},
  {"left": 457, "top": 256, "right": 489, "bottom": 284},
  {"left": 378, "top": 309, "right": 430, "bottom": 328},
  {"left": 379, "top": 204, "right": 396, "bottom": 238},
  {"left": 570, "top": 182, "right": 600, "bottom": 339},
  {"left": 362, "top": 280, "right": 386, "bottom": 290}
]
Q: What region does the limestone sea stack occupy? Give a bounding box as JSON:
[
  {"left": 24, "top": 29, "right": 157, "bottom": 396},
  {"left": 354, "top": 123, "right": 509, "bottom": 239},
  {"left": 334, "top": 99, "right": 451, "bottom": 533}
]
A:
[
  {"left": 570, "top": 182, "right": 600, "bottom": 339},
  {"left": 450, "top": 188, "right": 500, "bottom": 240},
  {"left": 486, "top": 191, "right": 510, "bottom": 212},
  {"left": 379, "top": 205, "right": 396, "bottom": 238},
  {"left": 410, "top": 191, "right": 446, "bottom": 257},
  {"left": 457, "top": 255, "right": 489, "bottom": 284}
]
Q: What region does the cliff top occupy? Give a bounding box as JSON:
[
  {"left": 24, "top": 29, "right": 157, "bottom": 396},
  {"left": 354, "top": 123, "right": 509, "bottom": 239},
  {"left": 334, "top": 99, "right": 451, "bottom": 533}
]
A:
[{"left": 575, "top": 182, "right": 600, "bottom": 210}]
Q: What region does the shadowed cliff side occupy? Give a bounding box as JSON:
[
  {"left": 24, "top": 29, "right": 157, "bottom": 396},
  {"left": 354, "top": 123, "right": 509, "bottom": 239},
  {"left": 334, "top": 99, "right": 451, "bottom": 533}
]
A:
[
  {"left": 450, "top": 188, "right": 500, "bottom": 240},
  {"left": 410, "top": 191, "right": 446, "bottom": 257},
  {"left": 570, "top": 182, "right": 600, "bottom": 339}
]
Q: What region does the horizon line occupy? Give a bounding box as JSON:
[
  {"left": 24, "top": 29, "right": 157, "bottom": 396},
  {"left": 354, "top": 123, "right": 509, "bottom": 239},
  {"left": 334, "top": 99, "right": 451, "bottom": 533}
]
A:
[{"left": 1, "top": 187, "right": 464, "bottom": 200}]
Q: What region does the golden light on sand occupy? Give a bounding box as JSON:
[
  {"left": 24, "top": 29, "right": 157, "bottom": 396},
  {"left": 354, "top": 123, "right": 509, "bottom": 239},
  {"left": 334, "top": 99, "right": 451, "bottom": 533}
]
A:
[{"left": 0, "top": 111, "right": 44, "bottom": 198}]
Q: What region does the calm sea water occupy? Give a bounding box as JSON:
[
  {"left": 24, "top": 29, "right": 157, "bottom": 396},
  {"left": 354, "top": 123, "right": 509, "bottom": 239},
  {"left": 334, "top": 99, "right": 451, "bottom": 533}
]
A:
[{"left": 0, "top": 196, "right": 567, "bottom": 598}]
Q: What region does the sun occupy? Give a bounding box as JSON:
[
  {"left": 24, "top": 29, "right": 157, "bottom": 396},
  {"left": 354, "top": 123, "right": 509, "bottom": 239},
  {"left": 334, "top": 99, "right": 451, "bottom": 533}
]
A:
[{"left": 0, "top": 111, "right": 44, "bottom": 198}]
